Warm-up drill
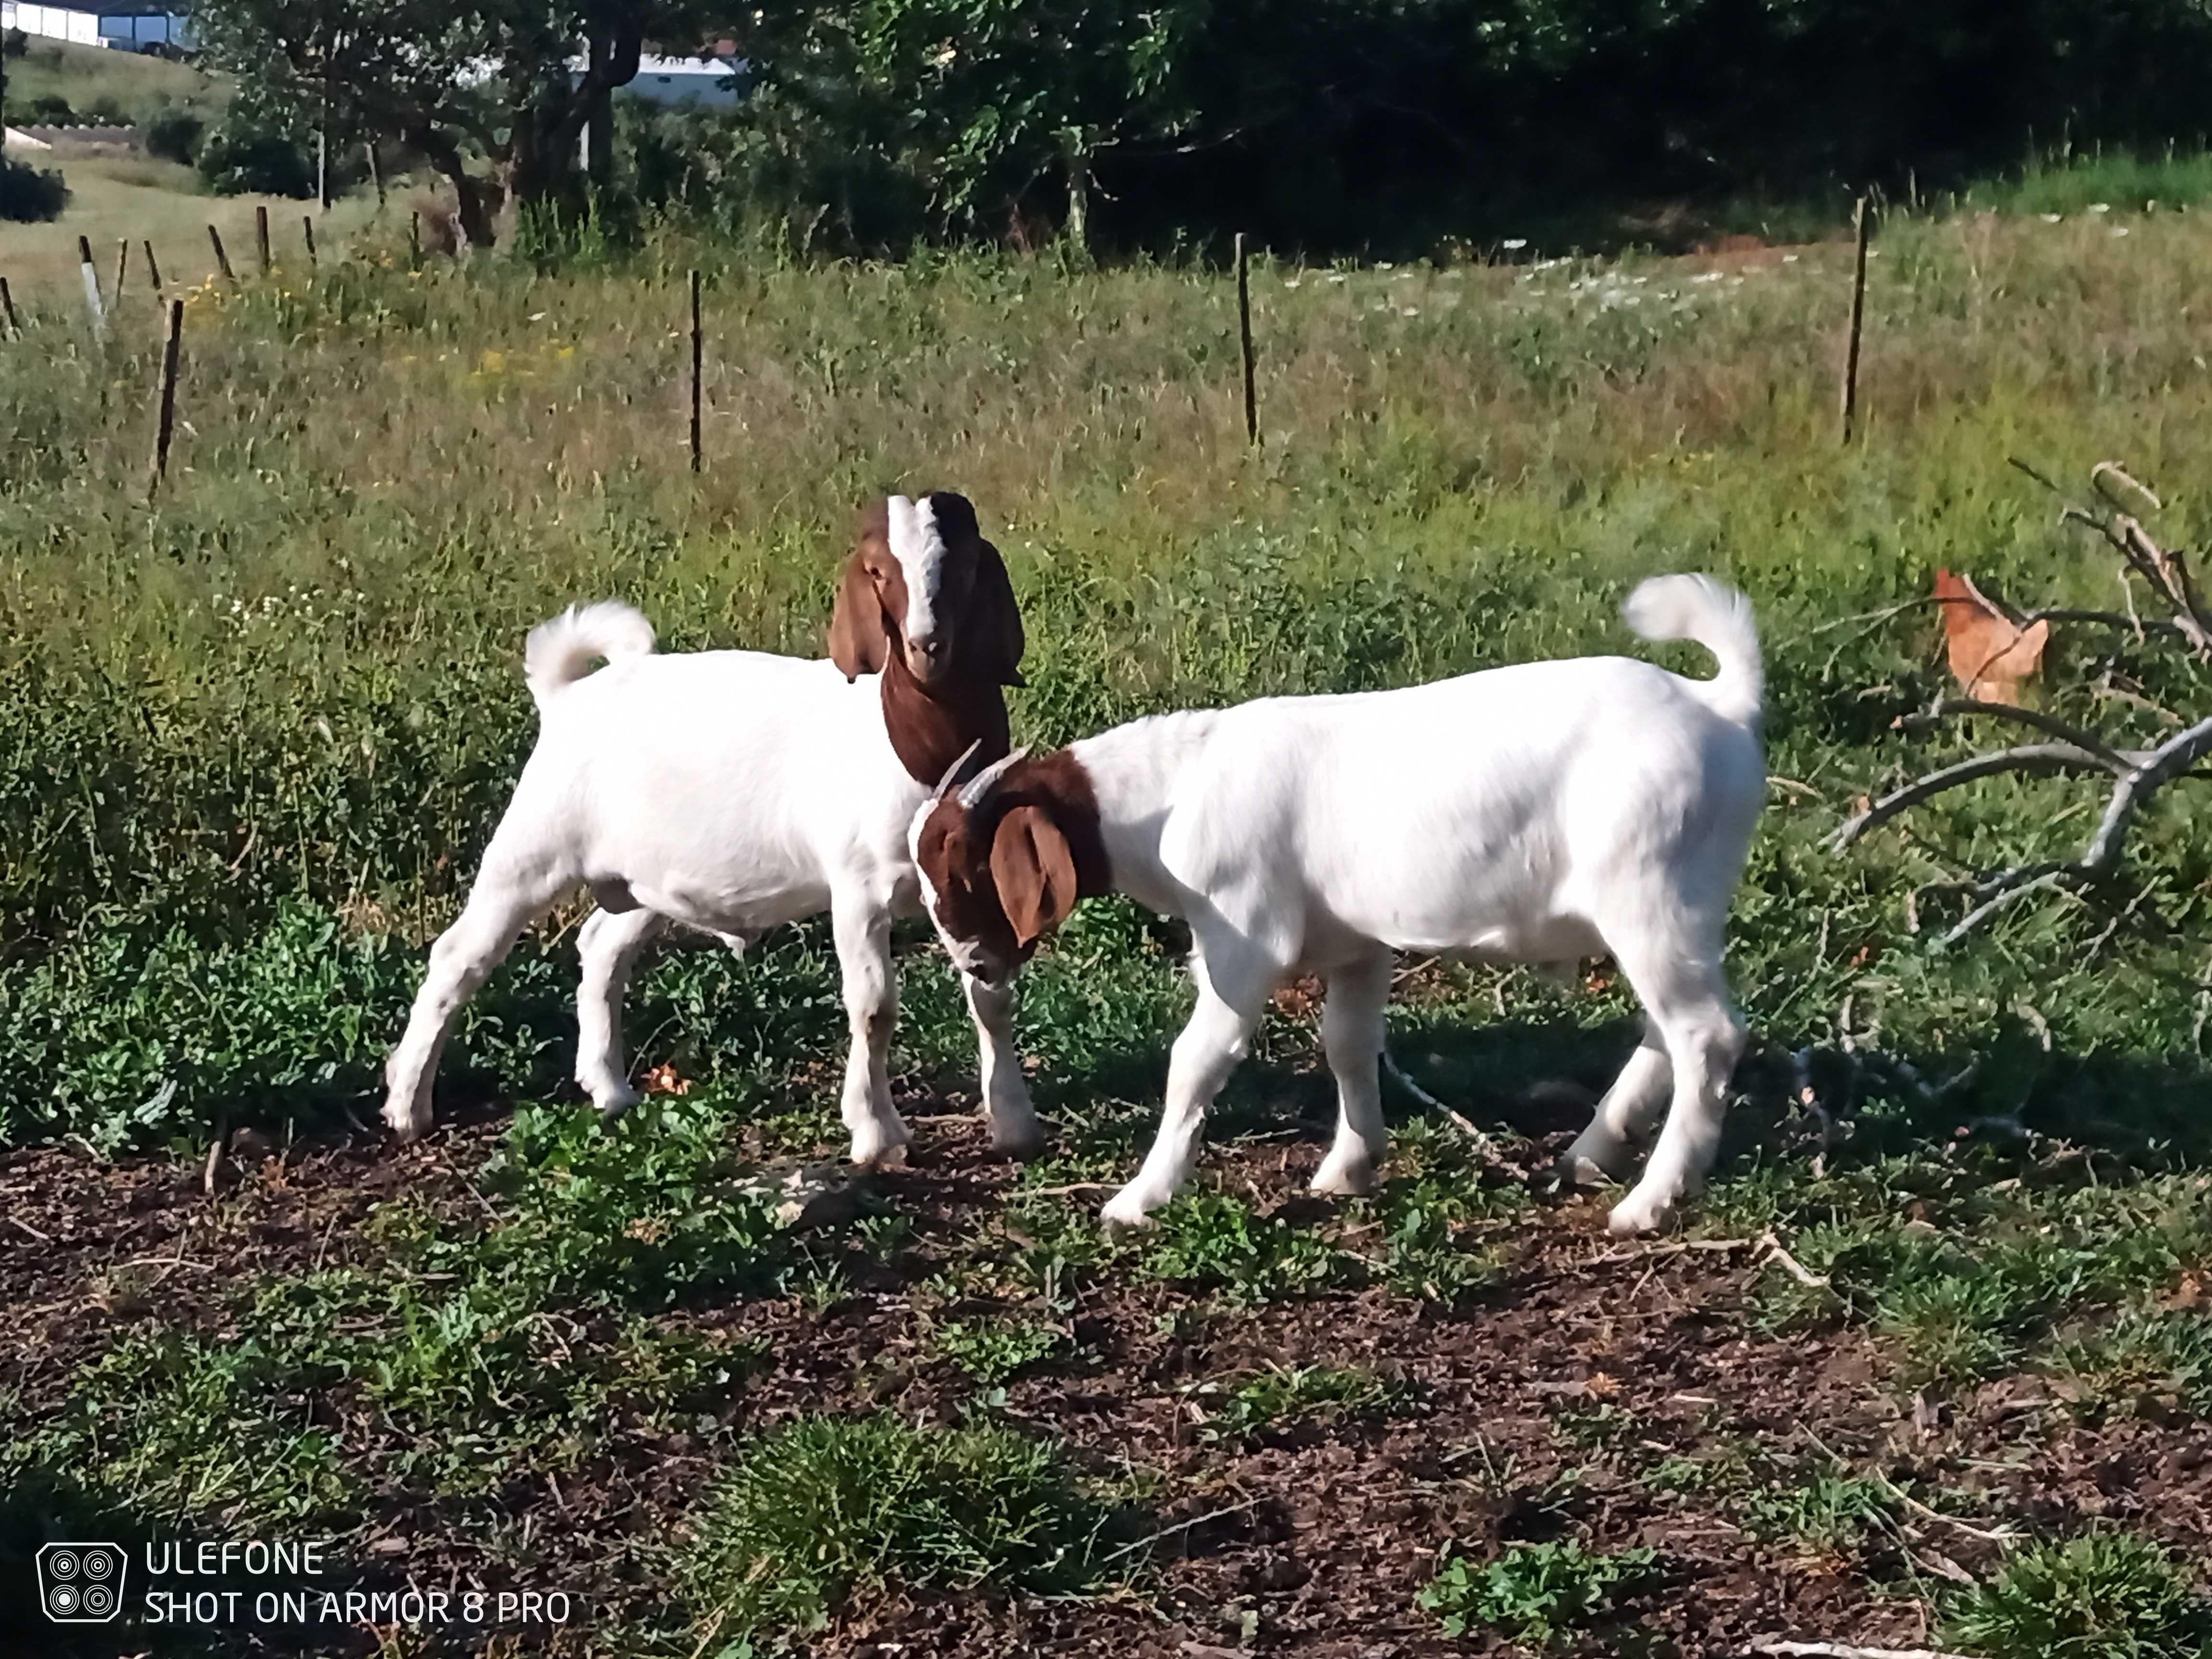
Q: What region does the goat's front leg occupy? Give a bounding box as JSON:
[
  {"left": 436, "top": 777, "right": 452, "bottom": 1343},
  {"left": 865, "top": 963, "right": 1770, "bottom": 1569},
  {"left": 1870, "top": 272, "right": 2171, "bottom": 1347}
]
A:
[
  {"left": 962, "top": 972, "right": 1042, "bottom": 1157},
  {"left": 574, "top": 908, "right": 665, "bottom": 1117},
  {"left": 1312, "top": 950, "right": 1392, "bottom": 1196},
  {"left": 1102, "top": 945, "right": 1270, "bottom": 1226},
  {"left": 831, "top": 893, "right": 910, "bottom": 1167}
]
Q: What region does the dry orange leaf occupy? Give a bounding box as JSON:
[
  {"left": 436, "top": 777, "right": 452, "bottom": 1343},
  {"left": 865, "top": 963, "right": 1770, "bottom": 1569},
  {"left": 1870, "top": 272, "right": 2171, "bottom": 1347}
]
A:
[
  {"left": 1935, "top": 569, "right": 2047, "bottom": 705},
  {"left": 641, "top": 1063, "right": 690, "bottom": 1097}
]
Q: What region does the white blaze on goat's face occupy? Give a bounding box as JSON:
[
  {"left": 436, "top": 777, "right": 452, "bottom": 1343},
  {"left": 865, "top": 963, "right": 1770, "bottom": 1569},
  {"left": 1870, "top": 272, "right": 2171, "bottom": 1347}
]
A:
[{"left": 886, "top": 493, "right": 949, "bottom": 680}]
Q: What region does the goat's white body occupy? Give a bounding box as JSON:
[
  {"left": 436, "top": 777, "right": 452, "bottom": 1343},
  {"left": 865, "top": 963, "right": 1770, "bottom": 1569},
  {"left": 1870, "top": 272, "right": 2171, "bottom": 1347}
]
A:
[
  {"left": 1047, "top": 577, "right": 1765, "bottom": 1233},
  {"left": 383, "top": 605, "right": 1038, "bottom": 1161},
  {"left": 530, "top": 650, "right": 914, "bottom": 933}
]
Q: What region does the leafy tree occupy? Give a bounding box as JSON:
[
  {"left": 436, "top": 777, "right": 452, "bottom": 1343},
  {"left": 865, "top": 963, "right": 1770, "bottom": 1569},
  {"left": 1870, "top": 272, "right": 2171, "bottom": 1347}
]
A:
[{"left": 192, "top": 0, "right": 723, "bottom": 245}]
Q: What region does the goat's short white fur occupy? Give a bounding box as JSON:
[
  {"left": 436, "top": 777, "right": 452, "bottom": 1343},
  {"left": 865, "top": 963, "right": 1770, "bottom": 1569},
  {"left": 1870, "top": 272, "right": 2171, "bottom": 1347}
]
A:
[
  {"left": 917, "top": 573, "right": 1764, "bottom": 1236},
  {"left": 889, "top": 495, "right": 948, "bottom": 659},
  {"left": 382, "top": 595, "right": 1042, "bottom": 1162}
]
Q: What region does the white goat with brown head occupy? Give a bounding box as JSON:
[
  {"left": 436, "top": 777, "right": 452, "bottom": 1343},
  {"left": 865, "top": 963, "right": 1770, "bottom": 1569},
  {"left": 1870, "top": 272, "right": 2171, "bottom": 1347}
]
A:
[
  {"left": 383, "top": 492, "right": 1042, "bottom": 1166},
  {"left": 909, "top": 575, "right": 1766, "bottom": 1235}
]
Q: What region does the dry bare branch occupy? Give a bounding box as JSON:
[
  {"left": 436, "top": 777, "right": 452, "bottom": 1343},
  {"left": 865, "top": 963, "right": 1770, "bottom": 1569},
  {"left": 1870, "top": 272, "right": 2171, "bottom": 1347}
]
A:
[
  {"left": 1839, "top": 463, "right": 2212, "bottom": 940},
  {"left": 1833, "top": 744, "right": 2123, "bottom": 850}
]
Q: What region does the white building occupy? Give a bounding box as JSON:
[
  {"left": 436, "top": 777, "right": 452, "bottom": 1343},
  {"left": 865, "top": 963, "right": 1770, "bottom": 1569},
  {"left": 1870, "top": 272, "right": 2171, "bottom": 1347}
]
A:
[
  {"left": 617, "top": 54, "right": 743, "bottom": 108},
  {"left": 1, "top": 3, "right": 192, "bottom": 51}
]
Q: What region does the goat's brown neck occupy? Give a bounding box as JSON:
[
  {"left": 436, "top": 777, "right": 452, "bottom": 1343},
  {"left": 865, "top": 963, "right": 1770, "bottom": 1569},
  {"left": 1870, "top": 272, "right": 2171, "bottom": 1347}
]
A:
[
  {"left": 880, "top": 649, "right": 1012, "bottom": 787},
  {"left": 986, "top": 750, "right": 1113, "bottom": 898}
]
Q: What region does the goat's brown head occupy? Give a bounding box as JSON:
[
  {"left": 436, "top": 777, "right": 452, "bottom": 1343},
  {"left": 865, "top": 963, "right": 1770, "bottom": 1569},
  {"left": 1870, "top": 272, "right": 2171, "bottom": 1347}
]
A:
[
  {"left": 908, "top": 742, "right": 1086, "bottom": 988},
  {"left": 828, "top": 492, "right": 1025, "bottom": 691}
]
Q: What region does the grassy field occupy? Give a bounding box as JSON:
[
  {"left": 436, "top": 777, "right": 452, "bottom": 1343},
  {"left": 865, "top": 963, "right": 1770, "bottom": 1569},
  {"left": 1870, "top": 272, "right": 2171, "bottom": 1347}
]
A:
[
  {"left": 1, "top": 182, "right": 2210, "bottom": 1656},
  {"left": 2, "top": 36, "right": 211, "bottom": 122}
]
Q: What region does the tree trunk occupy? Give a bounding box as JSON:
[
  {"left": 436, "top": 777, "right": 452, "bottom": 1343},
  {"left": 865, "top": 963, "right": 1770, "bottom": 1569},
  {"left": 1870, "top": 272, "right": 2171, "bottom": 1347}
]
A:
[
  {"left": 585, "top": 31, "right": 613, "bottom": 194},
  {"left": 1066, "top": 146, "right": 1092, "bottom": 256}
]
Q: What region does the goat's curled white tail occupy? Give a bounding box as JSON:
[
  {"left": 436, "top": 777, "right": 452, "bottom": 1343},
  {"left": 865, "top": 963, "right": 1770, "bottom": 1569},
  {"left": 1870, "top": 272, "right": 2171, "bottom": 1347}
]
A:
[
  {"left": 1622, "top": 574, "right": 1763, "bottom": 730},
  {"left": 524, "top": 601, "right": 656, "bottom": 710}
]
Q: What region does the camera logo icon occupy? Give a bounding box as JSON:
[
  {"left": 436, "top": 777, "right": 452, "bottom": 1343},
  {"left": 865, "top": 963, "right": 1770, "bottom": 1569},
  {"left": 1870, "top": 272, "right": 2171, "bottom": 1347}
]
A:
[{"left": 37, "top": 1542, "right": 127, "bottom": 1623}]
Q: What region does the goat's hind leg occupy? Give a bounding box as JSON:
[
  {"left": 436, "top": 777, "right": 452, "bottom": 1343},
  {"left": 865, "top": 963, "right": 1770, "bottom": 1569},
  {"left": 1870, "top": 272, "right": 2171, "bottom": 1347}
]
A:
[
  {"left": 1312, "top": 950, "right": 1392, "bottom": 1197},
  {"left": 384, "top": 858, "right": 570, "bottom": 1142},
  {"left": 1559, "top": 1017, "right": 1671, "bottom": 1186},
  {"left": 574, "top": 908, "right": 666, "bottom": 1118},
  {"left": 1603, "top": 939, "right": 1745, "bottom": 1237}
]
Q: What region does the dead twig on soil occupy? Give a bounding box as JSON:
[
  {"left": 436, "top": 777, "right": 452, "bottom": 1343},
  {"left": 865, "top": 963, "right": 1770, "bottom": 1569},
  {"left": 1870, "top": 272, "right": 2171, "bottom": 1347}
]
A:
[
  {"left": 1746, "top": 1644, "right": 1979, "bottom": 1659},
  {"left": 1382, "top": 1050, "right": 1503, "bottom": 1166},
  {"left": 1759, "top": 1228, "right": 1831, "bottom": 1287}
]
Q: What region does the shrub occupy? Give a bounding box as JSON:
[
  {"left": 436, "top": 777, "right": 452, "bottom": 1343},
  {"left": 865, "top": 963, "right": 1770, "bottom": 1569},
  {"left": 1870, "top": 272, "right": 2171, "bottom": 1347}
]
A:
[
  {"left": 3, "top": 25, "right": 29, "bottom": 57},
  {"left": 681, "top": 1413, "right": 1120, "bottom": 1632},
  {"left": 1943, "top": 1533, "right": 2212, "bottom": 1659},
  {"left": 21, "top": 92, "right": 73, "bottom": 124},
  {"left": 0, "top": 155, "right": 66, "bottom": 222},
  {"left": 195, "top": 97, "right": 315, "bottom": 196},
  {"left": 143, "top": 107, "right": 204, "bottom": 165}
]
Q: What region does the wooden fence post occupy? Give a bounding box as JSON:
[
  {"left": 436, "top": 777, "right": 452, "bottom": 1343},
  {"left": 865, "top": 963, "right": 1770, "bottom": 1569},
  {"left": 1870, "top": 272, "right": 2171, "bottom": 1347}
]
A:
[
  {"left": 255, "top": 204, "right": 271, "bottom": 274},
  {"left": 689, "top": 269, "right": 703, "bottom": 474},
  {"left": 1840, "top": 193, "right": 1872, "bottom": 445},
  {"left": 302, "top": 215, "right": 317, "bottom": 266},
  {"left": 1235, "top": 232, "right": 1258, "bottom": 447},
  {"left": 148, "top": 298, "right": 184, "bottom": 501},
  {"left": 144, "top": 239, "right": 163, "bottom": 294},
  {"left": 77, "top": 235, "right": 105, "bottom": 335},
  {"left": 409, "top": 210, "right": 421, "bottom": 267},
  {"left": 367, "top": 140, "right": 386, "bottom": 211},
  {"left": 113, "top": 237, "right": 129, "bottom": 301},
  {"left": 0, "top": 276, "right": 20, "bottom": 336},
  {"left": 208, "top": 225, "right": 235, "bottom": 282}
]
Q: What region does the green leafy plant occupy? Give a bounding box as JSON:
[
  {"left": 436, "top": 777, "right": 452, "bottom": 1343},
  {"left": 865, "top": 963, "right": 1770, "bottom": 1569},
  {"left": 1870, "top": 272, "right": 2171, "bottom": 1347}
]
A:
[
  {"left": 1138, "top": 1192, "right": 1347, "bottom": 1303},
  {"left": 1420, "top": 1538, "right": 1660, "bottom": 1645},
  {"left": 932, "top": 1317, "right": 1067, "bottom": 1383}
]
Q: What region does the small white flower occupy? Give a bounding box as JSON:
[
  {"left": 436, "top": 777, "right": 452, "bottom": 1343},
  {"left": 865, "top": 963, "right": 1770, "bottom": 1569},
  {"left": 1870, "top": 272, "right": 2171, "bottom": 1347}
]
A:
[
  {"left": 2088, "top": 202, "right": 2111, "bottom": 213},
  {"left": 2112, "top": 226, "right": 2131, "bottom": 237},
  {"left": 1282, "top": 277, "right": 1302, "bottom": 289},
  {"left": 1501, "top": 238, "right": 1528, "bottom": 251},
  {"left": 2040, "top": 213, "right": 2063, "bottom": 223},
  {"left": 1781, "top": 253, "right": 1800, "bottom": 263},
  {"left": 1326, "top": 273, "right": 1347, "bottom": 284},
  {"left": 1376, "top": 261, "right": 1395, "bottom": 270}
]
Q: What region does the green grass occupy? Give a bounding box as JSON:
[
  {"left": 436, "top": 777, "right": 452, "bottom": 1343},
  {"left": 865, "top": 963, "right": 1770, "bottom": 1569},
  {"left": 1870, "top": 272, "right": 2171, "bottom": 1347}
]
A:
[
  {"left": 1943, "top": 1533, "right": 2212, "bottom": 1659},
  {"left": 678, "top": 1413, "right": 1126, "bottom": 1635},
  {"left": 2, "top": 36, "right": 214, "bottom": 125},
  {"left": 1189, "top": 1363, "right": 1419, "bottom": 1443},
  {"left": 3, "top": 178, "right": 2212, "bottom": 1652}
]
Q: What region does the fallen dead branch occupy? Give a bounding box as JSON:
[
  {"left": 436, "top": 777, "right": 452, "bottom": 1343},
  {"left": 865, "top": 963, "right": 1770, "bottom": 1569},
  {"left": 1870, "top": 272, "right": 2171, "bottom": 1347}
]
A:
[
  {"left": 1835, "top": 461, "right": 2212, "bottom": 942},
  {"left": 1746, "top": 1644, "right": 1979, "bottom": 1659}
]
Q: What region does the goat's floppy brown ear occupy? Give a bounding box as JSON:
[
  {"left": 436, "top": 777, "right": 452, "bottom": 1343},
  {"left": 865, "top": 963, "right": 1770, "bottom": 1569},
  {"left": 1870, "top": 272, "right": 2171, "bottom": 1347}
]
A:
[
  {"left": 827, "top": 545, "right": 890, "bottom": 682},
  {"left": 990, "top": 804, "right": 1077, "bottom": 946},
  {"left": 969, "top": 537, "right": 1027, "bottom": 688}
]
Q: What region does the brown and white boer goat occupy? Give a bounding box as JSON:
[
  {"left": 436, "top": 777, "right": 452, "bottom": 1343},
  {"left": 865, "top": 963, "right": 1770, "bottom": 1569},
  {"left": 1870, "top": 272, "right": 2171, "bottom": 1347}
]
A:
[
  {"left": 383, "top": 492, "right": 1042, "bottom": 1166},
  {"left": 909, "top": 575, "right": 1767, "bottom": 1236}
]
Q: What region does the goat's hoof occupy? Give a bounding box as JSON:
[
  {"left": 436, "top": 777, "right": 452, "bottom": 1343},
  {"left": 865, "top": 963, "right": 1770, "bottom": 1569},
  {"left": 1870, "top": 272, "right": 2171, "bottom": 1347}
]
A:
[
  {"left": 592, "top": 1086, "right": 642, "bottom": 1121},
  {"left": 988, "top": 1118, "right": 1047, "bottom": 1160},
  {"left": 1606, "top": 1191, "right": 1674, "bottom": 1236},
  {"left": 849, "top": 1139, "right": 910, "bottom": 1171},
  {"left": 382, "top": 1108, "right": 429, "bottom": 1145},
  {"left": 1099, "top": 1189, "right": 1163, "bottom": 1230},
  {"left": 1310, "top": 1156, "right": 1380, "bottom": 1197}
]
